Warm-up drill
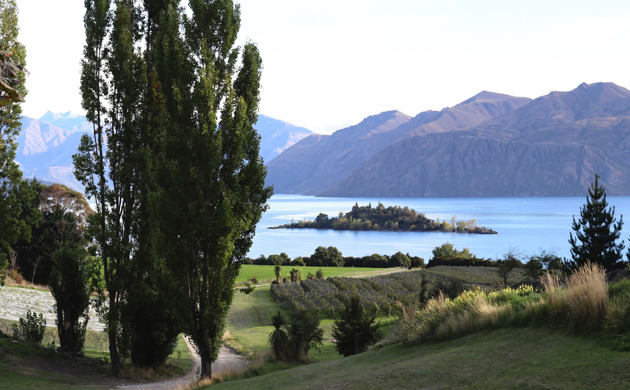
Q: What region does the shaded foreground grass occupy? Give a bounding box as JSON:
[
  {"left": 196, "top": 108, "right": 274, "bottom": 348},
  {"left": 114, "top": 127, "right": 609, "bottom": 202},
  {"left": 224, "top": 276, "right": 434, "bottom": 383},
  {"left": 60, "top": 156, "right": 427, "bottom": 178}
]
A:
[
  {"left": 212, "top": 327, "right": 630, "bottom": 390},
  {"left": 0, "top": 334, "right": 116, "bottom": 389},
  {"left": 236, "top": 265, "right": 401, "bottom": 284},
  {"left": 0, "top": 331, "right": 194, "bottom": 389}
]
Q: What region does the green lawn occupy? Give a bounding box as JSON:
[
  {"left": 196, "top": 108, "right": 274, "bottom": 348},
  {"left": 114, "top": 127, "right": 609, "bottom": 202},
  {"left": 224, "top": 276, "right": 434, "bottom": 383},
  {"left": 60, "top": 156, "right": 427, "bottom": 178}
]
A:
[
  {"left": 236, "top": 265, "right": 404, "bottom": 284},
  {"left": 212, "top": 327, "right": 630, "bottom": 390}
]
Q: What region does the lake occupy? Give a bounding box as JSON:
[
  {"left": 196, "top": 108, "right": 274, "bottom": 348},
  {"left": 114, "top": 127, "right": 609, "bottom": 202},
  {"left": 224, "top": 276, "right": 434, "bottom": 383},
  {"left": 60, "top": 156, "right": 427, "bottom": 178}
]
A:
[{"left": 248, "top": 194, "right": 630, "bottom": 261}]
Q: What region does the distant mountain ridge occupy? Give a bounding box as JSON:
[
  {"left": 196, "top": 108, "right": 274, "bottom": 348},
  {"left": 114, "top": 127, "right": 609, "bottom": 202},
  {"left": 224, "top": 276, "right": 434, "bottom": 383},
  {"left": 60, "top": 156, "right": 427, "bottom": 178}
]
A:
[
  {"left": 16, "top": 114, "right": 89, "bottom": 191},
  {"left": 15, "top": 112, "right": 314, "bottom": 192},
  {"left": 268, "top": 82, "right": 630, "bottom": 197}
]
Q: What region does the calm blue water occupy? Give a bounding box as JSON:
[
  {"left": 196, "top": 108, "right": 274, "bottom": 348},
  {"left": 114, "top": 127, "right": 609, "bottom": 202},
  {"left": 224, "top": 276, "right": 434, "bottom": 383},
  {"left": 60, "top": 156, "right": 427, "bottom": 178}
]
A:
[{"left": 247, "top": 195, "right": 630, "bottom": 261}]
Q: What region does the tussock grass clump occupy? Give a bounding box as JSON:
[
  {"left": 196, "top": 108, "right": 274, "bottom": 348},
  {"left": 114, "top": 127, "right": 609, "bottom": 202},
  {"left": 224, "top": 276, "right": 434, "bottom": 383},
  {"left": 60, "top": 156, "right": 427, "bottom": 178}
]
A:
[
  {"left": 542, "top": 262, "right": 608, "bottom": 333},
  {"left": 399, "top": 285, "right": 542, "bottom": 343},
  {"left": 399, "top": 263, "right": 620, "bottom": 344}
]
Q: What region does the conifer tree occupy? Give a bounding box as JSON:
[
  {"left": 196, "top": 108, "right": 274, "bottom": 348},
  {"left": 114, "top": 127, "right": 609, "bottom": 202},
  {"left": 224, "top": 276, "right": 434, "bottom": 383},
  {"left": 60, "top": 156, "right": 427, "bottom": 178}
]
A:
[
  {"left": 332, "top": 296, "right": 380, "bottom": 356},
  {"left": 568, "top": 174, "right": 625, "bottom": 272}
]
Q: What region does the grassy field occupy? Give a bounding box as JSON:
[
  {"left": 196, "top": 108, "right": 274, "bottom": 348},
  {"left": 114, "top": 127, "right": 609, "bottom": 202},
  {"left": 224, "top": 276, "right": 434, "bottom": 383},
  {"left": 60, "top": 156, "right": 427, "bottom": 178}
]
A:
[
  {"left": 212, "top": 327, "right": 630, "bottom": 389},
  {"left": 236, "top": 265, "right": 402, "bottom": 284}
]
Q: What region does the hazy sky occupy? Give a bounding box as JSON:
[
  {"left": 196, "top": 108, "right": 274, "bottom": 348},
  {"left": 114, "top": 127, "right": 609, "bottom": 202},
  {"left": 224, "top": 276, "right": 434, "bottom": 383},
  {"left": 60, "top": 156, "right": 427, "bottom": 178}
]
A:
[{"left": 15, "top": 0, "right": 630, "bottom": 134}]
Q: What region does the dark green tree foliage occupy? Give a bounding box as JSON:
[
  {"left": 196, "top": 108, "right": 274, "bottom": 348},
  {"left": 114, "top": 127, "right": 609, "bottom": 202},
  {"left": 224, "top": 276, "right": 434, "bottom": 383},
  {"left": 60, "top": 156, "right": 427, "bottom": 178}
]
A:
[
  {"left": 151, "top": 1, "right": 271, "bottom": 378},
  {"left": 77, "top": 0, "right": 179, "bottom": 372},
  {"left": 389, "top": 251, "right": 411, "bottom": 268},
  {"left": 0, "top": 0, "right": 34, "bottom": 285},
  {"left": 530, "top": 249, "right": 563, "bottom": 275},
  {"left": 524, "top": 257, "right": 543, "bottom": 280},
  {"left": 49, "top": 246, "right": 94, "bottom": 354},
  {"left": 569, "top": 174, "right": 625, "bottom": 272},
  {"left": 15, "top": 183, "right": 91, "bottom": 285},
  {"left": 77, "top": 0, "right": 124, "bottom": 373},
  {"left": 332, "top": 296, "right": 380, "bottom": 357},
  {"left": 23, "top": 184, "right": 95, "bottom": 354},
  {"left": 311, "top": 246, "right": 344, "bottom": 267}
]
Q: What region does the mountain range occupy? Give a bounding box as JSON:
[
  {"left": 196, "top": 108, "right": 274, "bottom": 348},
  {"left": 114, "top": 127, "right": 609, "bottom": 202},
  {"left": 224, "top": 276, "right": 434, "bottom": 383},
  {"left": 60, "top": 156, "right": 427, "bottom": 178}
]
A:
[
  {"left": 15, "top": 113, "right": 313, "bottom": 192},
  {"left": 267, "top": 82, "right": 630, "bottom": 197},
  {"left": 16, "top": 82, "right": 630, "bottom": 197}
]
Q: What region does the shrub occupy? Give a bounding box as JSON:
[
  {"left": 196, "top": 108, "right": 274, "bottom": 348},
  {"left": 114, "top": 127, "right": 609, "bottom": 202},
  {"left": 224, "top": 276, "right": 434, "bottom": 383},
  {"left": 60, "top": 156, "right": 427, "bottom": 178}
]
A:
[
  {"left": 432, "top": 278, "right": 464, "bottom": 299},
  {"left": 239, "top": 284, "right": 255, "bottom": 294},
  {"left": 524, "top": 258, "right": 544, "bottom": 280},
  {"left": 269, "top": 310, "right": 323, "bottom": 361},
  {"left": 9, "top": 268, "right": 23, "bottom": 284},
  {"left": 12, "top": 310, "right": 46, "bottom": 344}
]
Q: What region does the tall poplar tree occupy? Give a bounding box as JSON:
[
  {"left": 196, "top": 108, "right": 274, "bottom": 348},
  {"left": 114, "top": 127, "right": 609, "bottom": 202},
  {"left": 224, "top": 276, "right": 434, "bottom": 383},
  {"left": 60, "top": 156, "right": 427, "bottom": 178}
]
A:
[
  {"left": 75, "top": 0, "right": 146, "bottom": 373},
  {"left": 77, "top": 0, "right": 270, "bottom": 375},
  {"left": 568, "top": 174, "right": 625, "bottom": 272},
  {"left": 152, "top": 0, "right": 271, "bottom": 378}
]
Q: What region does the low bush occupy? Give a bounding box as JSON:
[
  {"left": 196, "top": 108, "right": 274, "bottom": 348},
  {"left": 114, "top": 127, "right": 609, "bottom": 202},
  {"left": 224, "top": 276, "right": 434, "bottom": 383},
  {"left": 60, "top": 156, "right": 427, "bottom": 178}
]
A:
[{"left": 12, "top": 310, "right": 46, "bottom": 344}]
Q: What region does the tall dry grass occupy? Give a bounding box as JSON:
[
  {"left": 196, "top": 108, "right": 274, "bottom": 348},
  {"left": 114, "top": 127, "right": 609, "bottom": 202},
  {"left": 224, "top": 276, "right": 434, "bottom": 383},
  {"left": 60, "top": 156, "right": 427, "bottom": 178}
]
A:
[
  {"left": 398, "top": 263, "right": 613, "bottom": 343},
  {"left": 542, "top": 262, "right": 608, "bottom": 332},
  {"left": 398, "top": 286, "right": 542, "bottom": 343}
]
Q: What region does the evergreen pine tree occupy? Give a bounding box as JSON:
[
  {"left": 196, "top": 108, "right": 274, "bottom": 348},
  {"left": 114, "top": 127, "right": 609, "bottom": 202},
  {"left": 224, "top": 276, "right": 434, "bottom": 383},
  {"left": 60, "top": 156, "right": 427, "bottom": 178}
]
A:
[
  {"left": 568, "top": 174, "right": 625, "bottom": 272},
  {"left": 332, "top": 296, "right": 380, "bottom": 357}
]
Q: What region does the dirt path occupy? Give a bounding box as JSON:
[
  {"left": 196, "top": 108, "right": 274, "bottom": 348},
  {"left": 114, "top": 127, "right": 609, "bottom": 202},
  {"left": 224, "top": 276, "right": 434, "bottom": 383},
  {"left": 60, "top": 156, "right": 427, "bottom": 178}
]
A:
[{"left": 116, "top": 338, "right": 247, "bottom": 390}]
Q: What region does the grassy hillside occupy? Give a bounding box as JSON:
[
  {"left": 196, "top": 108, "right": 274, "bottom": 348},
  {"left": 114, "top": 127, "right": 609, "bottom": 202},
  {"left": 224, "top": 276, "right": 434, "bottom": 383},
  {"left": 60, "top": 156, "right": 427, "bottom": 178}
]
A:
[{"left": 212, "top": 328, "right": 630, "bottom": 389}]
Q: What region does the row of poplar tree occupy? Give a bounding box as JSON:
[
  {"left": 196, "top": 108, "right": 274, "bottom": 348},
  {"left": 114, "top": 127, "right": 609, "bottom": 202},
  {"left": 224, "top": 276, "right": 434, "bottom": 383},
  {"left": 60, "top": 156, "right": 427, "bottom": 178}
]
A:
[{"left": 1, "top": 0, "right": 272, "bottom": 379}]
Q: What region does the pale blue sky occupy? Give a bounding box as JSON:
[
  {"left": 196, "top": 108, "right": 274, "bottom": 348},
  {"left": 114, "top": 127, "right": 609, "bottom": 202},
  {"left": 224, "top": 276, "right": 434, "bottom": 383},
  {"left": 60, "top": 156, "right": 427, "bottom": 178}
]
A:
[{"left": 16, "top": 0, "right": 630, "bottom": 133}]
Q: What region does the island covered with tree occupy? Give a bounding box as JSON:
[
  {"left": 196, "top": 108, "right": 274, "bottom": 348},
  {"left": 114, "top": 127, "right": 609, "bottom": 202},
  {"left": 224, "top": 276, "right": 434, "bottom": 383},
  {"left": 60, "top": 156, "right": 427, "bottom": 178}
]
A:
[{"left": 271, "top": 203, "right": 497, "bottom": 234}]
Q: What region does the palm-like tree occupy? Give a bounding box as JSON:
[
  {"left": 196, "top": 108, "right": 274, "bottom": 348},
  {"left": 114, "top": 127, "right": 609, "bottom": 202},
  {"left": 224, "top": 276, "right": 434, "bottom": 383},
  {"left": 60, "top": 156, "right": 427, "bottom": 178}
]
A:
[
  {"left": 274, "top": 265, "right": 282, "bottom": 283},
  {"left": 268, "top": 311, "right": 288, "bottom": 360}
]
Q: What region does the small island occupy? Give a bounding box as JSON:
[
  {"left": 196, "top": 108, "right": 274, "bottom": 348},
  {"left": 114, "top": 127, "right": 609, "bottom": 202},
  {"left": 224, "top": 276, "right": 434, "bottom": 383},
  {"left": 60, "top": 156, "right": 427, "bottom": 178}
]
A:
[{"left": 270, "top": 203, "right": 497, "bottom": 234}]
